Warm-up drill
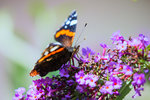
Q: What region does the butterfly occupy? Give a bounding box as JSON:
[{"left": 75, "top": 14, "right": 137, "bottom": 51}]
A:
[{"left": 30, "top": 10, "right": 78, "bottom": 77}]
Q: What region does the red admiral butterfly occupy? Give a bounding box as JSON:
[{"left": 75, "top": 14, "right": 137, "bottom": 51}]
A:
[{"left": 30, "top": 11, "right": 78, "bottom": 77}]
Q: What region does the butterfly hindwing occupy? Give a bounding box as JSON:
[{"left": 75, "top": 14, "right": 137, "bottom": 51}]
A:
[
  {"left": 54, "top": 10, "right": 77, "bottom": 47},
  {"left": 30, "top": 43, "right": 73, "bottom": 77}
]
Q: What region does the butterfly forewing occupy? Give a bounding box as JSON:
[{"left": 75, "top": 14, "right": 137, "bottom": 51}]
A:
[
  {"left": 54, "top": 10, "right": 77, "bottom": 47},
  {"left": 38, "top": 44, "right": 63, "bottom": 63}
]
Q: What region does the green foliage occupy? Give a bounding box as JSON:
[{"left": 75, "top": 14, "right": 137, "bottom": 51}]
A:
[
  {"left": 46, "top": 70, "right": 59, "bottom": 78},
  {"left": 28, "top": 0, "right": 46, "bottom": 17},
  {"left": 10, "top": 61, "right": 31, "bottom": 90},
  {"left": 115, "top": 81, "right": 132, "bottom": 100},
  {"left": 146, "top": 45, "right": 150, "bottom": 51}
]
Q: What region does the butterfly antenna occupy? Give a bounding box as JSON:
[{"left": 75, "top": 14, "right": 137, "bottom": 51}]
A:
[
  {"left": 75, "top": 23, "right": 87, "bottom": 46},
  {"left": 76, "top": 38, "right": 86, "bottom": 46}
]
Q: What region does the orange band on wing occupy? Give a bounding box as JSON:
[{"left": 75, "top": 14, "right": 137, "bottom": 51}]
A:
[
  {"left": 55, "top": 29, "right": 75, "bottom": 38},
  {"left": 38, "top": 47, "right": 65, "bottom": 63}
]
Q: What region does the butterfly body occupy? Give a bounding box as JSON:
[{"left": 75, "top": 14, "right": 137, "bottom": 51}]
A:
[{"left": 30, "top": 11, "right": 77, "bottom": 77}]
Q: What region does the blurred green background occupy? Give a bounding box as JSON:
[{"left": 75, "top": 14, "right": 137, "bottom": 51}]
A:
[{"left": 0, "top": 0, "right": 150, "bottom": 99}]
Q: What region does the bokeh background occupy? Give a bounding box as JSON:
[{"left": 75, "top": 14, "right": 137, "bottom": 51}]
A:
[{"left": 0, "top": 0, "right": 150, "bottom": 99}]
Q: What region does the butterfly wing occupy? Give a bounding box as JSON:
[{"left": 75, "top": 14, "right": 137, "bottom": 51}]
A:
[
  {"left": 54, "top": 10, "right": 77, "bottom": 47},
  {"left": 30, "top": 11, "right": 77, "bottom": 77}
]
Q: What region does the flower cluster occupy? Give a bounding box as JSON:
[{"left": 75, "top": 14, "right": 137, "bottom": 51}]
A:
[
  {"left": 75, "top": 70, "right": 98, "bottom": 88},
  {"left": 100, "top": 76, "right": 122, "bottom": 95},
  {"left": 13, "top": 31, "right": 150, "bottom": 100},
  {"left": 13, "top": 65, "right": 79, "bottom": 100},
  {"left": 13, "top": 87, "right": 26, "bottom": 100},
  {"left": 132, "top": 73, "right": 146, "bottom": 98}
]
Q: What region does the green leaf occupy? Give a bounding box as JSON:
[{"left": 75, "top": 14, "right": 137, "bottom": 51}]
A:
[
  {"left": 139, "top": 59, "right": 146, "bottom": 64},
  {"left": 146, "top": 45, "right": 150, "bottom": 51},
  {"left": 114, "top": 81, "right": 132, "bottom": 100},
  {"left": 147, "top": 61, "right": 150, "bottom": 69},
  {"left": 138, "top": 49, "right": 142, "bottom": 52},
  {"left": 46, "top": 70, "right": 59, "bottom": 78}
]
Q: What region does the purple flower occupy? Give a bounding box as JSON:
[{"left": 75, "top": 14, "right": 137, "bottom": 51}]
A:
[
  {"left": 82, "top": 47, "right": 95, "bottom": 57},
  {"left": 100, "top": 81, "right": 114, "bottom": 95},
  {"left": 132, "top": 87, "right": 144, "bottom": 98},
  {"left": 59, "top": 68, "right": 70, "bottom": 78},
  {"left": 76, "top": 85, "right": 85, "bottom": 93},
  {"left": 27, "top": 88, "right": 39, "bottom": 99},
  {"left": 122, "top": 65, "right": 133, "bottom": 76},
  {"left": 27, "top": 83, "right": 44, "bottom": 99},
  {"left": 113, "top": 91, "right": 120, "bottom": 95},
  {"left": 94, "top": 53, "right": 101, "bottom": 63},
  {"left": 81, "top": 47, "right": 96, "bottom": 63},
  {"left": 81, "top": 47, "right": 95, "bottom": 63},
  {"left": 25, "top": 77, "right": 54, "bottom": 99},
  {"left": 80, "top": 57, "right": 89, "bottom": 63},
  {"left": 102, "top": 54, "right": 112, "bottom": 62},
  {"left": 110, "top": 76, "right": 122, "bottom": 89},
  {"left": 46, "top": 86, "right": 52, "bottom": 96},
  {"left": 75, "top": 71, "right": 98, "bottom": 88},
  {"left": 128, "top": 38, "right": 141, "bottom": 48},
  {"left": 13, "top": 87, "right": 26, "bottom": 100},
  {"left": 85, "top": 74, "right": 98, "bottom": 88},
  {"left": 132, "top": 73, "right": 146, "bottom": 98},
  {"left": 75, "top": 71, "right": 86, "bottom": 85},
  {"left": 87, "top": 47, "right": 95, "bottom": 55},
  {"left": 43, "top": 77, "right": 52, "bottom": 86},
  {"left": 64, "top": 93, "right": 71, "bottom": 99},
  {"left": 100, "top": 44, "right": 109, "bottom": 57},
  {"left": 144, "top": 69, "right": 149, "bottom": 73},
  {"left": 114, "top": 64, "right": 123, "bottom": 72},
  {"left": 111, "top": 30, "right": 124, "bottom": 44},
  {"left": 100, "top": 43, "right": 108, "bottom": 48},
  {"left": 132, "top": 73, "right": 146, "bottom": 86},
  {"left": 82, "top": 48, "right": 87, "bottom": 56},
  {"left": 67, "top": 80, "right": 75, "bottom": 86},
  {"left": 33, "top": 78, "right": 44, "bottom": 88},
  {"left": 139, "top": 34, "right": 149, "bottom": 46},
  {"left": 116, "top": 41, "right": 127, "bottom": 52}
]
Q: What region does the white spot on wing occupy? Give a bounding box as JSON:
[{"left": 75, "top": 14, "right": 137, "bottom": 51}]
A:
[
  {"left": 52, "top": 42, "right": 62, "bottom": 46},
  {"left": 73, "top": 13, "right": 77, "bottom": 17},
  {"left": 69, "top": 17, "right": 71, "bottom": 20},
  {"left": 50, "top": 46, "right": 59, "bottom": 52},
  {"left": 66, "top": 20, "right": 70, "bottom": 25},
  {"left": 64, "top": 25, "right": 67, "bottom": 29},
  {"left": 44, "top": 51, "right": 49, "bottom": 55},
  {"left": 70, "top": 20, "right": 77, "bottom": 26}
]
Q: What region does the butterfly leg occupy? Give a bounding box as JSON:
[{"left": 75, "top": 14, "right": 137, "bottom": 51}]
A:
[
  {"left": 69, "top": 45, "right": 80, "bottom": 66},
  {"left": 71, "top": 45, "right": 80, "bottom": 58},
  {"left": 72, "top": 57, "right": 75, "bottom": 66}
]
